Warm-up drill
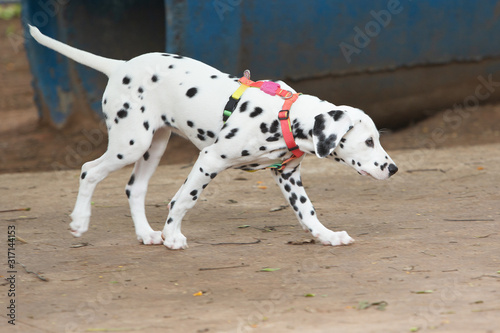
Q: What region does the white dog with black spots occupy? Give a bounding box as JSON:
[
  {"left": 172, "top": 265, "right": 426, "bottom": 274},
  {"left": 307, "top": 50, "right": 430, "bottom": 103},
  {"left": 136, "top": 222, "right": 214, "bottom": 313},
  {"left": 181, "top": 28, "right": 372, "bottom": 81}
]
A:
[{"left": 30, "top": 25, "right": 398, "bottom": 249}]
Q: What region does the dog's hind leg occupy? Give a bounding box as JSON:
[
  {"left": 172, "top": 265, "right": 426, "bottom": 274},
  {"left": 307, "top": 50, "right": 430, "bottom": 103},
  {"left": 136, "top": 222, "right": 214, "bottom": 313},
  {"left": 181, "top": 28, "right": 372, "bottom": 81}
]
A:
[
  {"left": 125, "top": 127, "right": 171, "bottom": 245},
  {"left": 69, "top": 134, "right": 153, "bottom": 237}
]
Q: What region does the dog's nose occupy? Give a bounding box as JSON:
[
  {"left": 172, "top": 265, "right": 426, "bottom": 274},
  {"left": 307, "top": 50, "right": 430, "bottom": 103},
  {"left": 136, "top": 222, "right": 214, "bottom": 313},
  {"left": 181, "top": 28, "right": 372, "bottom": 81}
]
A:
[{"left": 388, "top": 163, "right": 398, "bottom": 177}]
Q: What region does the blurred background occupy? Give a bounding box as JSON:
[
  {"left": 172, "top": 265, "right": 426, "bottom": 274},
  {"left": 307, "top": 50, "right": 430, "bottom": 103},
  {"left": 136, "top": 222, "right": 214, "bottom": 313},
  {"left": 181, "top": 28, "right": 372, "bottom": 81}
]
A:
[{"left": 1, "top": 0, "right": 500, "bottom": 173}]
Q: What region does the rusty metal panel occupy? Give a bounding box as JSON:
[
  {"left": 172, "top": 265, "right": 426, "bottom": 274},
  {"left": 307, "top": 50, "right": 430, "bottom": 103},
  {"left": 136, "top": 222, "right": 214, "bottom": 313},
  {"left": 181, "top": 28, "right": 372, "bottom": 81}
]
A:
[
  {"left": 165, "top": 0, "right": 500, "bottom": 79},
  {"left": 23, "top": 0, "right": 500, "bottom": 128}
]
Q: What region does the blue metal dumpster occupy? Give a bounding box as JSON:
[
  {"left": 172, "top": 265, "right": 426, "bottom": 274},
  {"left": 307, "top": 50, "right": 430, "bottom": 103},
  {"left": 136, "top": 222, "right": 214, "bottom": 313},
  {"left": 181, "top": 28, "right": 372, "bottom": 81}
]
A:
[{"left": 23, "top": 0, "right": 500, "bottom": 128}]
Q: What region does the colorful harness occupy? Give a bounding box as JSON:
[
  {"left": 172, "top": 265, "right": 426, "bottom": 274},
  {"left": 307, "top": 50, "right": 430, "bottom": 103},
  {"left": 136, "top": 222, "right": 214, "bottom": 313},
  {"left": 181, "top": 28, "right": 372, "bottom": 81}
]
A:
[{"left": 223, "top": 70, "right": 304, "bottom": 171}]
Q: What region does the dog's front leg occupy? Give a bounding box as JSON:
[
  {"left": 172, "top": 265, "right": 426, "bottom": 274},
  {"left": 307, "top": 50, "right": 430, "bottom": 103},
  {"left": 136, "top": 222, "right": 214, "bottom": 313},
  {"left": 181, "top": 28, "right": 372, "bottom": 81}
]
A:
[
  {"left": 161, "top": 149, "right": 226, "bottom": 250},
  {"left": 270, "top": 164, "right": 354, "bottom": 246}
]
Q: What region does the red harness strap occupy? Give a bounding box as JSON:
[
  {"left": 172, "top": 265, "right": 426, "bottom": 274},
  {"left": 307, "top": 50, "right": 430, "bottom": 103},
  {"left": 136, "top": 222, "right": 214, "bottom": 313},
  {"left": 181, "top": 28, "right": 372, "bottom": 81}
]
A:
[
  {"left": 278, "top": 93, "right": 304, "bottom": 159},
  {"left": 237, "top": 76, "right": 305, "bottom": 163}
]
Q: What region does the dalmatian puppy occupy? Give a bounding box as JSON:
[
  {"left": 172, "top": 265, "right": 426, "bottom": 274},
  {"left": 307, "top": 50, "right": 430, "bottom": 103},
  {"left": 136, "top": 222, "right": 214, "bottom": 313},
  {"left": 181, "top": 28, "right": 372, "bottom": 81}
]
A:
[{"left": 29, "top": 25, "right": 398, "bottom": 249}]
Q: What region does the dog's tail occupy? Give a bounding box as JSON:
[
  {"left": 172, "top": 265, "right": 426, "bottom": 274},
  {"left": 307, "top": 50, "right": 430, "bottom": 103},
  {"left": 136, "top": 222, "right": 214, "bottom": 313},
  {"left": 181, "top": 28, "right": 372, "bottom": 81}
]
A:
[{"left": 28, "top": 25, "right": 124, "bottom": 77}]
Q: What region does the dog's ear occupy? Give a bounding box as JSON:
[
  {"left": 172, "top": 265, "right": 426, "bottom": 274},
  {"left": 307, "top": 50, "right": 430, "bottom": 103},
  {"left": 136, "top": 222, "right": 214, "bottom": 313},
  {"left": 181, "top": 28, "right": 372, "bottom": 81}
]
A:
[{"left": 312, "top": 110, "right": 353, "bottom": 158}]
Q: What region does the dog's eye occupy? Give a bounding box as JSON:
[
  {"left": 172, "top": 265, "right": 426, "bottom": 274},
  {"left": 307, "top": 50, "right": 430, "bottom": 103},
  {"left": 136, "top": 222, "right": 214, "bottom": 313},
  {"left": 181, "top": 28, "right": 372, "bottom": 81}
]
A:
[{"left": 365, "top": 137, "right": 374, "bottom": 148}]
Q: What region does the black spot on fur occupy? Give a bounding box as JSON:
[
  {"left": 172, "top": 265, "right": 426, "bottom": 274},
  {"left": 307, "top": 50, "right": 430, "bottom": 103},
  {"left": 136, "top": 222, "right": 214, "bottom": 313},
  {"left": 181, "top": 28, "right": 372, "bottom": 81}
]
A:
[
  {"left": 328, "top": 110, "right": 344, "bottom": 121},
  {"left": 167, "top": 217, "right": 173, "bottom": 224},
  {"left": 138, "top": 87, "right": 144, "bottom": 94},
  {"left": 197, "top": 128, "right": 205, "bottom": 135},
  {"left": 241, "top": 150, "right": 250, "bottom": 156},
  {"left": 117, "top": 154, "right": 123, "bottom": 159},
  {"left": 129, "top": 140, "right": 134, "bottom": 145},
  {"left": 190, "top": 189, "right": 198, "bottom": 196},
  {"left": 103, "top": 98, "right": 107, "bottom": 105},
  {"left": 126, "top": 189, "right": 130, "bottom": 198},
  {"left": 313, "top": 114, "right": 326, "bottom": 136},
  {"left": 292, "top": 123, "right": 308, "bottom": 139},
  {"left": 260, "top": 123, "right": 269, "bottom": 134},
  {"left": 117, "top": 109, "right": 128, "bottom": 118},
  {"left": 143, "top": 121, "right": 150, "bottom": 130},
  {"left": 122, "top": 76, "right": 131, "bottom": 85},
  {"left": 186, "top": 87, "right": 198, "bottom": 98},
  {"left": 250, "top": 107, "right": 263, "bottom": 118},
  {"left": 174, "top": 55, "right": 184, "bottom": 59},
  {"left": 81, "top": 172, "right": 87, "bottom": 180},
  {"left": 284, "top": 184, "right": 291, "bottom": 192},
  {"left": 239, "top": 101, "right": 249, "bottom": 112},
  {"left": 169, "top": 64, "right": 174, "bottom": 69},
  {"left": 151, "top": 75, "right": 158, "bottom": 82},
  {"left": 123, "top": 103, "right": 130, "bottom": 109},
  {"left": 220, "top": 154, "right": 226, "bottom": 159},
  {"left": 114, "top": 118, "right": 119, "bottom": 124},
  {"left": 207, "top": 131, "right": 215, "bottom": 138},
  {"left": 211, "top": 75, "right": 218, "bottom": 79},
  {"left": 187, "top": 120, "right": 194, "bottom": 127},
  {"left": 259, "top": 146, "right": 266, "bottom": 151},
  {"left": 266, "top": 135, "right": 280, "bottom": 142},
  {"left": 225, "top": 128, "right": 238, "bottom": 139},
  {"left": 143, "top": 151, "right": 150, "bottom": 161},
  {"left": 269, "top": 120, "right": 279, "bottom": 133},
  {"left": 140, "top": 106, "right": 145, "bottom": 113},
  {"left": 210, "top": 173, "right": 217, "bottom": 179},
  {"left": 197, "top": 134, "right": 205, "bottom": 141},
  {"left": 300, "top": 196, "right": 307, "bottom": 204},
  {"left": 128, "top": 174, "right": 135, "bottom": 186}
]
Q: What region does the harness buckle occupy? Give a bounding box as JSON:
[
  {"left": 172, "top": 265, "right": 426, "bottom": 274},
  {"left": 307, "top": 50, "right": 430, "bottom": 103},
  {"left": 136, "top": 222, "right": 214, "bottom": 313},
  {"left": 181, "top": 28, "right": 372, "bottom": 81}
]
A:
[{"left": 278, "top": 110, "right": 289, "bottom": 121}]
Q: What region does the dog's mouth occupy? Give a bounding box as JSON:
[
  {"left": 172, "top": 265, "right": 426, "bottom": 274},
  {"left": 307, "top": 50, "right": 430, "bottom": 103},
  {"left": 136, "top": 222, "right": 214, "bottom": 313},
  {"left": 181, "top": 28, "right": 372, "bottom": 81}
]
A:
[
  {"left": 359, "top": 170, "right": 378, "bottom": 179},
  {"left": 359, "top": 170, "right": 370, "bottom": 177}
]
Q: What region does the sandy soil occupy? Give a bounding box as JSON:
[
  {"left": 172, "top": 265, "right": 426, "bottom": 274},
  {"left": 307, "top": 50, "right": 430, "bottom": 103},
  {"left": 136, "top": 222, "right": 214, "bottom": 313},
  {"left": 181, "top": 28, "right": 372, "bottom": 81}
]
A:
[
  {"left": 1, "top": 145, "right": 499, "bottom": 333},
  {"left": 1, "top": 17, "right": 499, "bottom": 333}
]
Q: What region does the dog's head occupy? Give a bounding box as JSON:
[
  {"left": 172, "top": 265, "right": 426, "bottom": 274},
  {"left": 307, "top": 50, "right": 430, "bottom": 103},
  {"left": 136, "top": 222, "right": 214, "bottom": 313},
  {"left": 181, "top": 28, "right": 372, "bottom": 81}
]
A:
[{"left": 312, "top": 106, "right": 397, "bottom": 180}]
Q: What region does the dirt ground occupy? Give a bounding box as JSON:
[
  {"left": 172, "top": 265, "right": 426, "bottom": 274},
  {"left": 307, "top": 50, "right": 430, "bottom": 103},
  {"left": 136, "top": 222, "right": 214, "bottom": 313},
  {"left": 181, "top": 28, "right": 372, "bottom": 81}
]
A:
[{"left": 1, "top": 17, "right": 500, "bottom": 333}]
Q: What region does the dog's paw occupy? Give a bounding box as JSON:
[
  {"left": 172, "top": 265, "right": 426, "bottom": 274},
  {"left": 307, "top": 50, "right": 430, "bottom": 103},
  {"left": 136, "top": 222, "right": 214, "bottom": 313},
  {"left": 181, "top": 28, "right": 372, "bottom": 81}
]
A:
[
  {"left": 69, "top": 218, "right": 89, "bottom": 237},
  {"left": 316, "top": 230, "right": 354, "bottom": 246},
  {"left": 137, "top": 230, "right": 164, "bottom": 245},
  {"left": 161, "top": 232, "right": 188, "bottom": 250}
]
